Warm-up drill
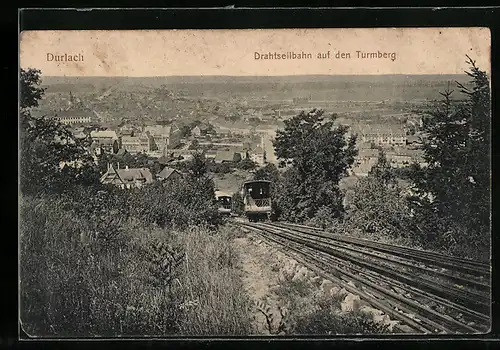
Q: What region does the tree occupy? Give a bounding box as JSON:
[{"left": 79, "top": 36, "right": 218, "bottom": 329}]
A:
[
  {"left": 20, "top": 68, "right": 45, "bottom": 112},
  {"left": 347, "top": 149, "right": 414, "bottom": 240},
  {"left": 368, "top": 148, "right": 396, "bottom": 187},
  {"left": 184, "top": 151, "right": 216, "bottom": 203},
  {"left": 408, "top": 56, "right": 490, "bottom": 258},
  {"left": 273, "top": 109, "right": 357, "bottom": 221},
  {"left": 20, "top": 68, "right": 100, "bottom": 196},
  {"left": 180, "top": 124, "right": 192, "bottom": 138},
  {"left": 189, "top": 139, "right": 200, "bottom": 150},
  {"left": 231, "top": 191, "right": 245, "bottom": 216}
]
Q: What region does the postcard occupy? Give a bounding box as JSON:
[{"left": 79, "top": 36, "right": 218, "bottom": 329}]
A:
[{"left": 19, "top": 27, "right": 491, "bottom": 338}]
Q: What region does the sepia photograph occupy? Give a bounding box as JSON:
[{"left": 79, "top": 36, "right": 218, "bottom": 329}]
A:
[{"left": 19, "top": 27, "right": 491, "bottom": 337}]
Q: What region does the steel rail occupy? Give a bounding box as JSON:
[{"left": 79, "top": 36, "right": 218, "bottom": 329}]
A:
[
  {"left": 257, "top": 224, "right": 490, "bottom": 326},
  {"left": 276, "top": 222, "right": 490, "bottom": 276},
  {"left": 238, "top": 224, "right": 484, "bottom": 333},
  {"left": 265, "top": 223, "right": 489, "bottom": 292},
  {"left": 235, "top": 222, "right": 489, "bottom": 333},
  {"left": 235, "top": 223, "right": 434, "bottom": 333},
  {"left": 259, "top": 223, "right": 489, "bottom": 314}
]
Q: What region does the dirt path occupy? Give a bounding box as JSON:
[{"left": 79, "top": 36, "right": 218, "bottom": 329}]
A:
[{"left": 232, "top": 235, "right": 283, "bottom": 335}]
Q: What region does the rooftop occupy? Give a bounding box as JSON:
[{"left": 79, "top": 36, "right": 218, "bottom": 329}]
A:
[
  {"left": 91, "top": 130, "right": 118, "bottom": 139},
  {"left": 157, "top": 166, "right": 182, "bottom": 179}
]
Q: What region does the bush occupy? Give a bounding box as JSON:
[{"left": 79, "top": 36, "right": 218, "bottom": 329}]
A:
[
  {"left": 19, "top": 196, "right": 182, "bottom": 336},
  {"left": 293, "top": 308, "right": 389, "bottom": 335},
  {"left": 20, "top": 195, "right": 250, "bottom": 337},
  {"left": 272, "top": 273, "right": 387, "bottom": 335},
  {"left": 175, "top": 227, "right": 254, "bottom": 335}
]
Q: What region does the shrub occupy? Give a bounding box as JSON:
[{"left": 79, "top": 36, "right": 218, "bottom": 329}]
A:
[
  {"left": 19, "top": 195, "right": 184, "bottom": 337},
  {"left": 175, "top": 227, "right": 255, "bottom": 335},
  {"left": 293, "top": 308, "right": 389, "bottom": 335}
]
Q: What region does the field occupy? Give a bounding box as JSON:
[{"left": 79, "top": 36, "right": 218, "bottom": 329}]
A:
[{"left": 41, "top": 74, "right": 470, "bottom": 102}]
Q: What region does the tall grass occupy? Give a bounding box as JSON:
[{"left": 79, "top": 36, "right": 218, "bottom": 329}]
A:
[
  {"left": 177, "top": 227, "right": 254, "bottom": 335},
  {"left": 20, "top": 195, "right": 253, "bottom": 337},
  {"left": 272, "top": 272, "right": 388, "bottom": 335}
]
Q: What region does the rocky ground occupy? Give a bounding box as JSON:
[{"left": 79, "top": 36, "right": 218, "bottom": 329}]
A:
[{"left": 232, "top": 230, "right": 408, "bottom": 335}]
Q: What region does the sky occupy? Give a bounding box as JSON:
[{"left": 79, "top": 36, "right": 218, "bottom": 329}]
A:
[{"left": 19, "top": 28, "right": 491, "bottom": 77}]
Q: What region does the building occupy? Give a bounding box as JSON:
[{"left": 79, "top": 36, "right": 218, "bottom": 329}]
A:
[
  {"left": 119, "top": 125, "right": 135, "bottom": 137},
  {"left": 215, "top": 150, "right": 242, "bottom": 164},
  {"left": 53, "top": 110, "right": 94, "bottom": 126},
  {"left": 386, "top": 148, "right": 425, "bottom": 168},
  {"left": 293, "top": 96, "right": 311, "bottom": 104},
  {"left": 71, "top": 127, "right": 88, "bottom": 140},
  {"left": 191, "top": 124, "right": 211, "bottom": 138},
  {"left": 354, "top": 148, "right": 379, "bottom": 166},
  {"left": 121, "top": 133, "right": 156, "bottom": 154},
  {"left": 100, "top": 164, "right": 154, "bottom": 189},
  {"left": 90, "top": 130, "right": 120, "bottom": 154},
  {"left": 250, "top": 146, "right": 266, "bottom": 165},
  {"left": 352, "top": 125, "right": 407, "bottom": 147},
  {"left": 157, "top": 166, "right": 184, "bottom": 182},
  {"left": 144, "top": 124, "right": 182, "bottom": 152}
]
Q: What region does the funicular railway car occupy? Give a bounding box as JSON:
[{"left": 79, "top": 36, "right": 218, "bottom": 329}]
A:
[
  {"left": 215, "top": 190, "right": 232, "bottom": 216},
  {"left": 242, "top": 180, "right": 272, "bottom": 222}
]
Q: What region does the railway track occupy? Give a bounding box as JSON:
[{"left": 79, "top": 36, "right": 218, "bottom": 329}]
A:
[{"left": 232, "top": 220, "right": 491, "bottom": 334}]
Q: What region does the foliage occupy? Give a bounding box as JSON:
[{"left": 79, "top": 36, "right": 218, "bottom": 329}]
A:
[
  {"left": 345, "top": 150, "right": 416, "bottom": 243},
  {"left": 209, "top": 162, "right": 231, "bottom": 174},
  {"left": 20, "top": 68, "right": 45, "bottom": 111},
  {"left": 273, "top": 109, "right": 357, "bottom": 221},
  {"left": 20, "top": 196, "right": 247, "bottom": 336},
  {"left": 408, "top": 57, "right": 490, "bottom": 259},
  {"left": 188, "top": 139, "right": 200, "bottom": 150},
  {"left": 20, "top": 68, "right": 100, "bottom": 196},
  {"left": 231, "top": 191, "right": 245, "bottom": 216},
  {"left": 177, "top": 228, "right": 254, "bottom": 335},
  {"left": 235, "top": 158, "right": 257, "bottom": 170},
  {"left": 293, "top": 308, "right": 388, "bottom": 335}
]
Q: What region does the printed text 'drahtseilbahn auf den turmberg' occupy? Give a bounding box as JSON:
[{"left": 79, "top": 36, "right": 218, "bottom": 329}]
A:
[{"left": 254, "top": 50, "right": 397, "bottom": 61}]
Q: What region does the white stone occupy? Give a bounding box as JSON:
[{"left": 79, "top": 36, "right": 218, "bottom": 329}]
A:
[
  {"left": 359, "top": 306, "right": 384, "bottom": 317},
  {"left": 311, "top": 276, "right": 321, "bottom": 285},
  {"left": 338, "top": 288, "right": 349, "bottom": 297},
  {"left": 341, "top": 293, "right": 361, "bottom": 312},
  {"left": 373, "top": 314, "right": 390, "bottom": 324},
  {"left": 320, "top": 279, "right": 336, "bottom": 295},
  {"left": 386, "top": 320, "right": 401, "bottom": 331},
  {"left": 329, "top": 286, "right": 341, "bottom": 296}
]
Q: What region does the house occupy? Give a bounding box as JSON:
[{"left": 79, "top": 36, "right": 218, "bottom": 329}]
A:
[
  {"left": 191, "top": 123, "right": 211, "bottom": 138},
  {"left": 352, "top": 125, "right": 407, "bottom": 147},
  {"left": 406, "top": 135, "right": 423, "bottom": 148},
  {"left": 215, "top": 150, "right": 242, "bottom": 164},
  {"left": 144, "top": 124, "right": 182, "bottom": 152},
  {"left": 100, "top": 164, "right": 154, "bottom": 189},
  {"left": 90, "top": 130, "right": 120, "bottom": 154},
  {"left": 71, "top": 127, "right": 88, "bottom": 140},
  {"left": 119, "top": 125, "right": 135, "bottom": 137},
  {"left": 386, "top": 149, "right": 425, "bottom": 168},
  {"left": 353, "top": 148, "right": 379, "bottom": 170},
  {"left": 250, "top": 146, "right": 266, "bottom": 165},
  {"left": 157, "top": 166, "right": 184, "bottom": 182},
  {"left": 53, "top": 110, "right": 94, "bottom": 126},
  {"left": 121, "top": 133, "right": 156, "bottom": 154},
  {"left": 116, "top": 149, "right": 130, "bottom": 158}
]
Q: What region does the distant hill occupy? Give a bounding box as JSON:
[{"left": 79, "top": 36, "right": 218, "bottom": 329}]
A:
[
  {"left": 40, "top": 74, "right": 471, "bottom": 103},
  {"left": 42, "top": 74, "right": 468, "bottom": 87}
]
